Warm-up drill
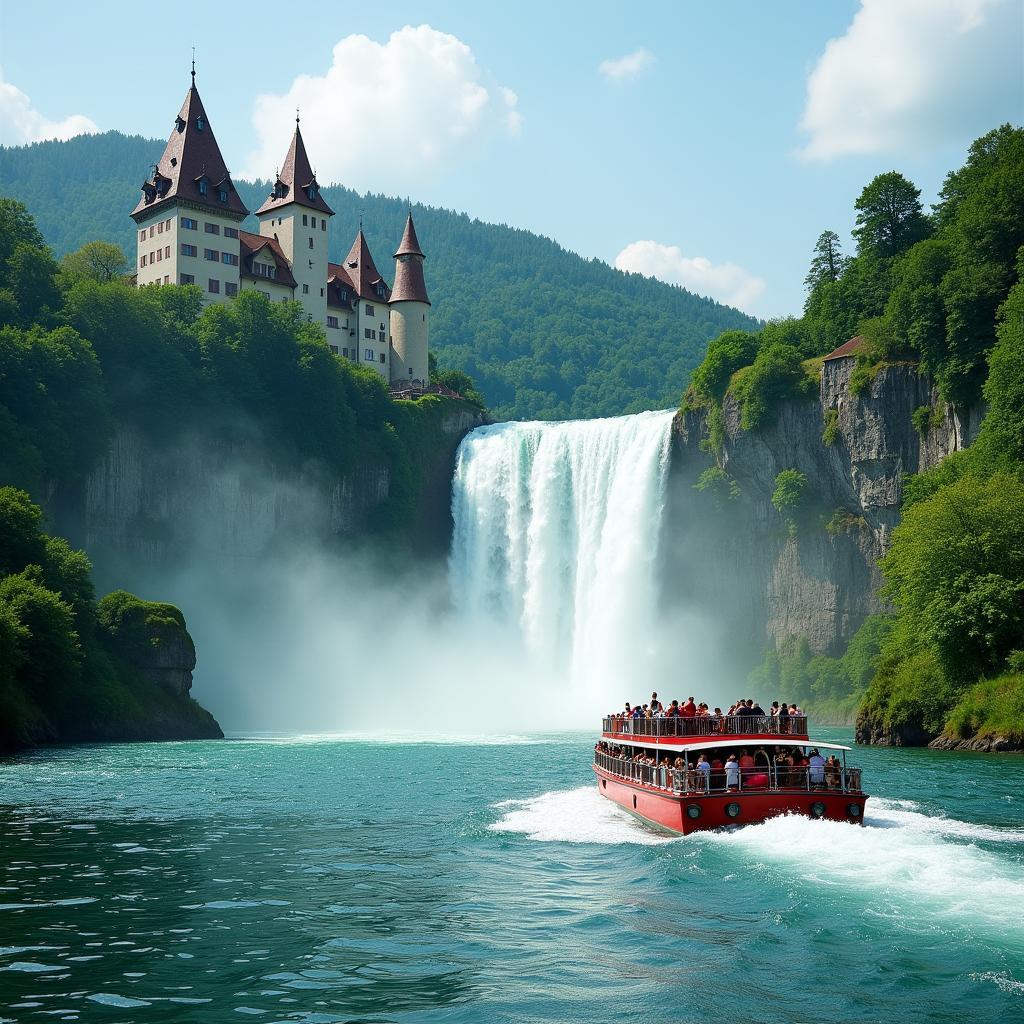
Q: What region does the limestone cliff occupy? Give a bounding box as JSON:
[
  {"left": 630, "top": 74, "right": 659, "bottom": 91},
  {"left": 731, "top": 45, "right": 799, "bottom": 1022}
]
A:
[{"left": 665, "top": 357, "right": 983, "bottom": 671}]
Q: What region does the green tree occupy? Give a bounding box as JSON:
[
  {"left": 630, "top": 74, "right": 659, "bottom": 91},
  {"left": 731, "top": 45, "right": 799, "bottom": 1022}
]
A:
[
  {"left": 59, "top": 240, "right": 128, "bottom": 284},
  {"left": 688, "top": 329, "right": 760, "bottom": 403},
  {"left": 853, "top": 171, "right": 931, "bottom": 260},
  {"left": 804, "top": 230, "right": 849, "bottom": 293},
  {"left": 771, "top": 468, "right": 808, "bottom": 535},
  {"left": 0, "top": 486, "right": 46, "bottom": 575}
]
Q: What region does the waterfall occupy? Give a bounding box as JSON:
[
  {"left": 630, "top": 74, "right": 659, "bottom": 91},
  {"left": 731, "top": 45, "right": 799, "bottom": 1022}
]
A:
[{"left": 450, "top": 410, "right": 676, "bottom": 701}]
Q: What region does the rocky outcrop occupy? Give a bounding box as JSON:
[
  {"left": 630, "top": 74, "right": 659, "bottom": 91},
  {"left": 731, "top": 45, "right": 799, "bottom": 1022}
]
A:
[
  {"left": 927, "top": 733, "right": 1024, "bottom": 752},
  {"left": 854, "top": 712, "right": 935, "bottom": 748},
  {"left": 665, "top": 358, "right": 982, "bottom": 670}
]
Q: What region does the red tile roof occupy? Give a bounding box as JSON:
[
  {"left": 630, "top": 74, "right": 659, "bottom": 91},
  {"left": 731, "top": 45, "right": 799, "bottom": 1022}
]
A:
[
  {"left": 339, "top": 229, "right": 390, "bottom": 302},
  {"left": 132, "top": 80, "right": 248, "bottom": 221},
  {"left": 238, "top": 230, "right": 297, "bottom": 288},
  {"left": 823, "top": 335, "right": 866, "bottom": 361},
  {"left": 255, "top": 122, "right": 334, "bottom": 217},
  {"left": 393, "top": 213, "right": 424, "bottom": 258}
]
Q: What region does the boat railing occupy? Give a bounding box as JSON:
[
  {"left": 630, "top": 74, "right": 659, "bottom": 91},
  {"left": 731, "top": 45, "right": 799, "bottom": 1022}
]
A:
[
  {"left": 593, "top": 751, "right": 862, "bottom": 795},
  {"left": 602, "top": 714, "right": 809, "bottom": 739}
]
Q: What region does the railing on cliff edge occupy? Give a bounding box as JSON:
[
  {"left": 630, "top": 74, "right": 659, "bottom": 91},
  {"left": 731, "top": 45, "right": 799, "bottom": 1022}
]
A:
[
  {"left": 388, "top": 380, "right": 465, "bottom": 401},
  {"left": 602, "top": 714, "right": 810, "bottom": 739}
]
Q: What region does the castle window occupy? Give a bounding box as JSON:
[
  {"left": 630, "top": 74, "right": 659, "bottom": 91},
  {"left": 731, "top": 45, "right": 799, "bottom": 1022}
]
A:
[
  {"left": 204, "top": 248, "right": 219, "bottom": 261},
  {"left": 196, "top": 115, "right": 205, "bottom": 131},
  {"left": 364, "top": 328, "right": 376, "bottom": 340},
  {"left": 164, "top": 275, "right": 170, "bottom": 285},
  {"left": 181, "top": 243, "right": 197, "bottom": 257},
  {"left": 379, "top": 353, "right": 385, "bottom": 364},
  {"left": 149, "top": 226, "right": 155, "bottom": 238},
  {"left": 181, "top": 217, "right": 197, "bottom": 230},
  {"left": 156, "top": 249, "right": 162, "bottom": 262},
  {"left": 158, "top": 221, "right": 163, "bottom": 234},
  {"left": 165, "top": 219, "right": 172, "bottom": 230},
  {"left": 198, "top": 179, "right": 208, "bottom": 196},
  {"left": 366, "top": 304, "right": 375, "bottom": 316},
  {"left": 218, "top": 189, "right": 228, "bottom": 203},
  {"left": 302, "top": 214, "right": 308, "bottom": 226},
  {"left": 327, "top": 316, "right": 339, "bottom": 329},
  {"left": 308, "top": 237, "right": 314, "bottom": 249},
  {"left": 225, "top": 282, "right": 238, "bottom": 297},
  {"left": 139, "top": 230, "right": 146, "bottom": 242},
  {"left": 165, "top": 246, "right": 170, "bottom": 259},
  {"left": 223, "top": 227, "right": 238, "bottom": 239},
  {"left": 176, "top": 116, "right": 186, "bottom": 133},
  {"left": 221, "top": 252, "right": 238, "bottom": 266},
  {"left": 150, "top": 250, "right": 156, "bottom": 263},
  {"left": 364, "top": 348, "right": 374, "bottom": 360},
  {"left": 208, "top": 278, "right": 220, "bottom": 294},
  {"left": 321, "top": 219, "right": 326, "bottom": 230},
  {"left": 180, "top": 273, "right": 195, "bottom": 285},
  {"left": 140, "top": 255, "right": 147, "bottom": 267},
  {"left": 307, "top": 186, "right": 317, "bottom": 201},
  {"left": 329, "top": 345, "right": 338, "bottom": 354},
  {"left": 205, "top": 222, "right": 220, "bottom": 235},
  {"left": 342, "top": 348, "right": 349, "bottom": 358},
  {"left": 302, "top": 284, "right": 309, "bottom": 294}
]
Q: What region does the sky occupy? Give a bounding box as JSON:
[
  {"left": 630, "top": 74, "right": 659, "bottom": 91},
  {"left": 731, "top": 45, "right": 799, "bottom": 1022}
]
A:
[{"left": 0, "top": 0, "right": 1021, "bottom": 318}]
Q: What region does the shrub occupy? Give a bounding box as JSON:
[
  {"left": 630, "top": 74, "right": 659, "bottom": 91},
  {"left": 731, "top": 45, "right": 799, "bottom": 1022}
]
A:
[
  {"left": 822, "top": 408, "right": 840, "bottom": 446},
  {"left": 772, "top": 469, "right": 808, "bottom": 535},
  {"left": 731, "top": 344, "right": 817, "bottom": 431}
]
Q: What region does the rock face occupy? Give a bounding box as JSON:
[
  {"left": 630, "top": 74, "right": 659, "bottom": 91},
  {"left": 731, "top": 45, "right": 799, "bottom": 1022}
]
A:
[
  {"left": 926, "top": 733, "right": 1024, "bottom": 752},
  {"left": 52, "top": 404, "right": 486, "bottom": 571},
  {"left": 665, "top": 358, "right": 983, "bottom": 671}
]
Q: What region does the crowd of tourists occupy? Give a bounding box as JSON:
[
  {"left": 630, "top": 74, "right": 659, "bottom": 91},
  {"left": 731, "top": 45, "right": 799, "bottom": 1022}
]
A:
[
  {"left": 593, "top": 740, "right": 843, "bottom": 791},
  {"left": 605, "top": 693, "right": 807, "bottom": 735}
]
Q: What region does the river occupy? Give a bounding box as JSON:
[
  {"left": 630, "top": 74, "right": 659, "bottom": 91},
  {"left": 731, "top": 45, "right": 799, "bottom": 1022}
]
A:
[{"left": 1, "top": 731, "right": 1022, "bottom": 1022}]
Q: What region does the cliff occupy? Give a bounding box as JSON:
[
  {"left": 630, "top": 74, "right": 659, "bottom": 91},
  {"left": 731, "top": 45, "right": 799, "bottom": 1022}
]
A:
[
  {"left": 51, "top": 400, "right": 486, "bottom": 575},
  {"left": 665, "top": 357, "right": 983, "bottom": 672}
]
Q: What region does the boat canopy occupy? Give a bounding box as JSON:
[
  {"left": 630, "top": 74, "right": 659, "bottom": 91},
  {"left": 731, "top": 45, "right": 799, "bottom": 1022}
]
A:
[{"left": 602, "top": 737, "right": 852, "bottom": 754}]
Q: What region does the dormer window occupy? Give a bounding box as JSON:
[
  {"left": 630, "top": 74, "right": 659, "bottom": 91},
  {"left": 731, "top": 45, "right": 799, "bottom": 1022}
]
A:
[
  {"left": 196, "top": 115, "right": 205, "bottom": 131},
  {"left": 198, "top": 179, "right": 208, "bottom": 196},
  {"left": 306, "top": 185, "right": 318, "bottom": 201},
  {"left": 142, "top": 181, "right": 156, "bottom": 204},
  {"left": 218, "top": 189, "right": 228, "bottom": 203},
  {"left": 175, "top": 116, "right": 185, "bottom": 133}
]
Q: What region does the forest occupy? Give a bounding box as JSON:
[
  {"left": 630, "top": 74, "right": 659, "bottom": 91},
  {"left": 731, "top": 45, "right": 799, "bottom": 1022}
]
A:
[
  {"left": 0, "top": 130, "right": 757, "bottom": 421},
  {"left": 688, "top": 125, "right": 1024, "bottom": 746},
  {"left": 0, "top": 198, "right": 480, "bottom": 747}
]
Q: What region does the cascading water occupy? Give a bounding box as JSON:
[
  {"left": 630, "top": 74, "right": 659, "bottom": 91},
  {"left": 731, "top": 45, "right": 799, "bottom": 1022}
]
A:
[{"left": 450, "top": 410, "right": 676, "bottom": 702}]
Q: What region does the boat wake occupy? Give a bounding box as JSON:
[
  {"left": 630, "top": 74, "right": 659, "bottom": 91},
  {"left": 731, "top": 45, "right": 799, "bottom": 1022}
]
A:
[
  {"left": 490, "top": 787, "right": 676, "bottom": 846},
  {"left": 490, "top": 788, "right": 1024, "bottom": 935}
]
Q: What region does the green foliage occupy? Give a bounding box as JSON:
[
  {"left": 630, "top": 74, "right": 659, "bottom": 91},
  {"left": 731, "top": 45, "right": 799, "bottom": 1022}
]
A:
[
  {"left": 694, "top": 466, "right": 740, "bottom": 505},
  {"left": 824, "top": 509, "right": 866, "bottom": 536},
  {"left": 822, "top": 408, "right": 840, "bottom": 446},
  {"left": 860, "top": 647, "right": 958, "bottom": 737},
  {"left": 58, "top": 240, "right": 128, "bottom": 284},
  {"left": 688, "top": 329, "right": 760, "bottom": 403},
  {"left": 0, "top": 131, "right": 758, "bottom": 420},
  {"left": 771, "top": 468, "right": 808, "bottom": 535},
  {"left": 732, "top": 344, "right": 817, "bottom": 431},
  {"left": 0, "top": 486, "right": 213, "bottom": 749},
  {"left": 804, "top": 230, "right": 849, "bottom": 293},
  {"left": 911, "top": 404, "right": 943, "bottom": 435},
  {"left": 944, "top": 673, "right": 1024, "bottom": 742},
  {"left": 881, "top": 472, "right": 1024, "bottom": 683},
  {"left": 748, "top": 616, "right": 893, "bottom": 724},
  {"left": 853, "top": 171, "right": 932, "bottom": 260}
]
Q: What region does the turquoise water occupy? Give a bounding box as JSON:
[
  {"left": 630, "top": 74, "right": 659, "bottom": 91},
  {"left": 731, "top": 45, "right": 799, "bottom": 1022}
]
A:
[{"left": 1, "top": 730, "right": 1022, "bottom": 1023}]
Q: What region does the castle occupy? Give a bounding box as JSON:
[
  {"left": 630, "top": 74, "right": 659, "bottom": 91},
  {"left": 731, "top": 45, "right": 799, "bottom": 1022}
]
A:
[{"left": 131, "top": 70, "right": 430, "bottom": 384}]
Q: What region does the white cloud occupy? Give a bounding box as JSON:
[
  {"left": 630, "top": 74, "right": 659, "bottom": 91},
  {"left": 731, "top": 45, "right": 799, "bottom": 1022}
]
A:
[
  {"left": 240, "top": 25, "right": 521, "bottom": 192},
  {"left": 614, "top": 240, "right": 765, "bottom": 314},
  {"left": 798, "top": 0, "right": 1021, "bottom": 161},
  {"left": 0, "top": 67, "right": 97, "bottom": 146},
  {"left": 598, "top": 48, "right": 656, "bottom": 82}
]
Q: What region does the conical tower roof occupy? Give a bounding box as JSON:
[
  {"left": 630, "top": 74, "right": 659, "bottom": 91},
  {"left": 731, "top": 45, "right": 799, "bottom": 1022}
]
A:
[
  {"left": 393, "top": 212, "right": 424, "bottom": 258},
  {"left": 256, "top": 119, "right": 334, "bottom": 217},
  {"left": 132, "top": 74, "right": 248, "bottom": 221},
  {"left": 390, "top": 212, "right": 430, "bottom": 305},
  {"left": 341, "top": 229, "right": 389, "bottom": 301}
]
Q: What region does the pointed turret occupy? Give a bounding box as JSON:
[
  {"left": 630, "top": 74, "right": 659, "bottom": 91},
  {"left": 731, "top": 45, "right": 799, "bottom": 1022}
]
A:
[
  {"left": 256, "top": 116, "right": 334, "bottom": 217},
  {"left": 342, "top": 228, "right": 390, "bottom": 301},
  {"left": 131, "top": 74, "right": 248, "bottom": 221},
  {"left": 389, "top": 211, "right": 430, "bottom": 383},
  {"left": 390, "top": 212, "right": 430, "bottom": 305}
]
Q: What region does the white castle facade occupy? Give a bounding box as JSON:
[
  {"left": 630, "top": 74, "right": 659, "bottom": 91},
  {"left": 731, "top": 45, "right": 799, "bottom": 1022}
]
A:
[{"left": 131, "top": 71, "right": 430, "bottom": 384}]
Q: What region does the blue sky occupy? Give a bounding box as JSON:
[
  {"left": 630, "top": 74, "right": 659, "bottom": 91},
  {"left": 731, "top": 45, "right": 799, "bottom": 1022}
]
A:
[{"left": 0, "top": 0, "right": 1020, "bottom": 317}]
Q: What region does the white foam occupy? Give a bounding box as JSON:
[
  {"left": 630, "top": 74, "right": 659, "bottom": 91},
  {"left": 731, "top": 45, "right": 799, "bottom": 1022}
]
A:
[
  {"left": 489, "top": 786, "right": 677, "bottom": 845},
  {"left": 868, "top": 797, "right": 1024, "bottom": 844}
]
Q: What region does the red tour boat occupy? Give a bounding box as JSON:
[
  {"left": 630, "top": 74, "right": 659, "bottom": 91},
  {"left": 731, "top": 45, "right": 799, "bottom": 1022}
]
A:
[{"left": 593, "top": 713, "right": 867, "bottom": 834}]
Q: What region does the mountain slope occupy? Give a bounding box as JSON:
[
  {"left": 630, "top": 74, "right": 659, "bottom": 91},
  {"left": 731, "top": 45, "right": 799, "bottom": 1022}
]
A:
[{"left": 0, "top": 131, "right": 758, "bottom": 419}]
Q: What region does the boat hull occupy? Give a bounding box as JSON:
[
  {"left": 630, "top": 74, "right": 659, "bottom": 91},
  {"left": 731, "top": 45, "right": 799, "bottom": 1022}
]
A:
[{"left": 594, "top": 766, "right": 867, "bottom": 834}]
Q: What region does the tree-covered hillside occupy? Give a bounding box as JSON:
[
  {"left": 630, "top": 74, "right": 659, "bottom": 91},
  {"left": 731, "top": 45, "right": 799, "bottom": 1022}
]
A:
[{"left": 0, "top": 131, "right": 757, "bottom": 420}]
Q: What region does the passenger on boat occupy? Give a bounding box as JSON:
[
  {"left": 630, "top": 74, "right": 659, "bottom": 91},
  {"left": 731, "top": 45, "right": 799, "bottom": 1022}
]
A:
[
  {"left": 738, "top": 749, "right": 756, "bottom": 776},
  {"left": 680, "top": 697, "right": 697, "bottom": 718},
  {"left": 724, "top": 754, "right": 740, "bottom": 791},
  {"left": 825, "top": 754, "right": 842, "bottom": 789},
  {"left": 775, "top": 748, "right": 793, "bottom": 786},
  {"left": 809, "top": 749, "right": 827, "bottom": 788},
  {"left": 695, "top": 754, "right": 711, "bottom": 790}
]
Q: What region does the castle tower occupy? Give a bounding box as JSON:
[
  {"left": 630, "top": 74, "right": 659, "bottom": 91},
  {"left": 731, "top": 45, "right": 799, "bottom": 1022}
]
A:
[
  {"left": 255, "top": 115, "right": 333, "bottom": 324},
  {"left": 131, "top": 67, "right": 248, "bottom": 300},
  {"left": 332, "top": 227, "right": 392, "bottom": 378},
  {"left": 388, "top": 212, "right": 430, "bottom": 383}
]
